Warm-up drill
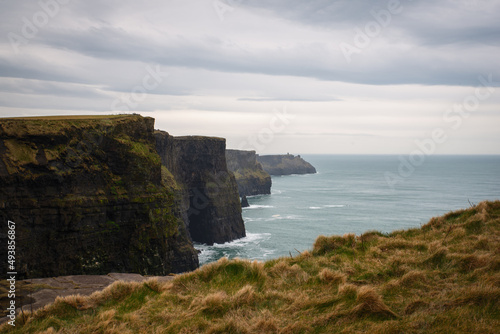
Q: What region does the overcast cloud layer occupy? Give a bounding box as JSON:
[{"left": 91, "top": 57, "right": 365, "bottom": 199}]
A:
[{"left": 0, "top": 0, "right": 499, "bottom": 154}]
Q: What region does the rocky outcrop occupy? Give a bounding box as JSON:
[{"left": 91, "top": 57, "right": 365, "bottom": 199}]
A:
[
  {"left": 257, "top": 154, "right": 317, "bottom": 175},
  {"left": 241, "top": 196, "right": 250, "bottom": 208},
  {"left": 2, "top": 273, "right": 174, "bottom": 322},
  {"left": 226, "top": 149, "right": 272, "bottom": 197},
  {"left": 0, "top": 115, "right": 199, "bottom": 278},
  {"left": 155, "top": 132, "right": 245, "bottom": 245}
]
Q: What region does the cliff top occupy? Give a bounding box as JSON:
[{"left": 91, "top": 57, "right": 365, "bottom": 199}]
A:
[
  {"left": 226, "top": 149, "right": 257, "bottom": 154},
  {"left": 0, "top": 114, "right": 151, "bottom": 138},
  {"left": 257, "top": 153, "right": 316, "bottom": 175},
  {"left": 0, "top": 115, "right": 134, "bottom": 121},
  {"left": 175, "top": 135, "right": 226, "bottom": 142},
  {"left": 5, "top": 201, "right": 499, "bottom": 333},
  {"left": 0, "top": 113, "right": 157, "bottom": 177}
]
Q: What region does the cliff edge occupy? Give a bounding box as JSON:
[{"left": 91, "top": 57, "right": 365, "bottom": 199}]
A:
[
  {"left": 226, "top": 149, "right": 272, "bottom": 197},
  {"left": 257, "top": 153, "right": 316, "bottom": 176}
]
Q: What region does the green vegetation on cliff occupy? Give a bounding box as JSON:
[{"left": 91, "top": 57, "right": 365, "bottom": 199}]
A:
[{"left": 3, "top": 201, "right": 499, "bottom": 333}]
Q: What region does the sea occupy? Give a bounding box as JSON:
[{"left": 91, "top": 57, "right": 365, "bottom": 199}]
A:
[{"left": 195, "top": 155, "right": 500, "bottom": 266}]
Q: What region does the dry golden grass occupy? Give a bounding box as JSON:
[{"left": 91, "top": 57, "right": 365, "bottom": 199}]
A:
[
  {"left": 318, "top": 268, "right": 347, "bottom": 285},
  {"left": 350, "top": 286, "right": 398, "bottom": 319},
  {"left": 2, "top": 200, "right": 500, "bottom": 333}
]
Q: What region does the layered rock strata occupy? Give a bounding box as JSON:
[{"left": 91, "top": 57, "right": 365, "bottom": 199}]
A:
[{"left": 155, "top": 132, "right": 245, "bottom": 245}]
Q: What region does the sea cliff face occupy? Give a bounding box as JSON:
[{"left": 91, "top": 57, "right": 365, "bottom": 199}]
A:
[
  {"left": 0, "top": 115, "right": 243, "bottom": 278},
  {"left": 226, "top": 149, "right": 272, "bottom": 197},
  {"left": 257, "top": 154, "right": 317, "bottom": 176},
  {"left": 155, "top": 132, "right": 245, "bottom": 245}
]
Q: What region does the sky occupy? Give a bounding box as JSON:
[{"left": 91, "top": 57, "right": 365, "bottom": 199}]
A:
[{"left": 0, "top": 0, "right": 499, "bottom": 154}]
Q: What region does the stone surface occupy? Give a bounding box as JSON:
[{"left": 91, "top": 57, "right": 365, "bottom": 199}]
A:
[
  {"left": 0, "top": 273, "right": 174, "bottom": 324},
  {"left": 226, "top": 149, "right": 272, "bottom": 197},
  {"left": 241, "top": 195, "right": 250, "bottom": 208},
  {"left": 257, "top": 154, "right": 317, "bottom": 175}
]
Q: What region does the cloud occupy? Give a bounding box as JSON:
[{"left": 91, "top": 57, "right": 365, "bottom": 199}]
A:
[
  {"left": 0, "top": 78, "right": 107, "bottom": 98},
  {"left": 276, "top": 131, "right": 382, "bottom": 137},
  {"left": 30, "top": 24, "right": 499, "bottom": 87},
  {"left": 242, "top": 0, "right": 500, "bottom": 46},
  {"left": 238, "top": 97, "right": 342, "bottom": 102},
  {"left": 1, "top": 0, "right": 496, "bottom": 87},
  {"left": 0, "top": 0, "right": 499, "bottom": 153}
]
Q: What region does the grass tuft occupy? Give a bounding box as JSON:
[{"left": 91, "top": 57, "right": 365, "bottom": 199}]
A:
[
  {"left": 350, "top": 286, "right": 398, "bottom": 319},
  {"left": 191, "top": 291, "right": 229, "bottom": 317},
  {"left": 318, "top": 268, "right": 347, "bottom": 285}
]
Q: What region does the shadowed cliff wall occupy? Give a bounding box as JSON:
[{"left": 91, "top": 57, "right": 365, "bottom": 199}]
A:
[{"left": 155, "top": 132, "right": 245, "bottom": 245}]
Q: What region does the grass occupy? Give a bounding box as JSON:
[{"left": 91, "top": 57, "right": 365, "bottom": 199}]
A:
[
  {"left": 232, "top": 168, "right": 271, "bottom": 184},
  {"left": 0, "top": 115, "right": 145, "bottom": 142},
  {"left": 2, "top": 200, "right": 499, "bottom": 333},
  {"left": 0, "top": 114, "right": 150, "bottom": 173}
]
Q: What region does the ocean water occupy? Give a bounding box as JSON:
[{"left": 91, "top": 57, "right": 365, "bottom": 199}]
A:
[{"left": 196, "top": 155, "right": 500, "bottom": 266}]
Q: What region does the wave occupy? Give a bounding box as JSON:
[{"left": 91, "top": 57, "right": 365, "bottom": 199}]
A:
[
  {"left": 216, "top": 232, "right": 271, "bottom": 248},
  {"left": 244, "top": 215, "right": 300, "bottom": 223},
  {"left": 246, "top": 194, "right": 271, "bottom": 199},
  {"left": 244, "top": 205, "right": 275, "bottom": 210},
  {"left": 195, "top": 233, "right": 274, "bottom": 265},
  {"left": 267, "top": 214, "right": 301, "bottom": 220},
  {"left": 194, "top": 233, "right": 271, "bottom": 249},
  {"left": 308, "top": 204, "right": 346, "bottom": 210}
]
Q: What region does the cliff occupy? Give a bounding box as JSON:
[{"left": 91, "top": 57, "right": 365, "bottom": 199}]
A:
[
  {"left": 225, "top": 149, "right": 272, "bottom": 197},
  {"left": 257, "top": 154, "right": 316, "bottom": 175},
  {"left": 155, "top": 132, "right": 245, "bottom": 245},
  {"left": 0, "top": 115, "right": 200, "bottom": 278}
]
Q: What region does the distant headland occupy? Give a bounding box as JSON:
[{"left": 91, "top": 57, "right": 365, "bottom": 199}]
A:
[{"left": 257, "top": 153, "right": 317, "bottom": 176}]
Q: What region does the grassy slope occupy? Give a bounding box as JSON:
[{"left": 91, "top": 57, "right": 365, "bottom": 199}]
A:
[{"left": 2, "top": 201, "right": 499, "bottom": 333}]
